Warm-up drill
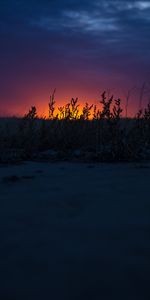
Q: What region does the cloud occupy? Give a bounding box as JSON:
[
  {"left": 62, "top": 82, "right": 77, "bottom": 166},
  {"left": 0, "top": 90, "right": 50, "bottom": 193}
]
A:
[
  {"left": 62, "top": 10, "right": 118, "bottom": 32},
  {"left": 132, "top": 1, "right": 150, "bottom": 10},
  {"left": 31, "top": 10, "right": 119, "bottom": 34},
  {"left": 0, "top": 0, "right": 150, "bottom": 99},
  {"left": 95, "top": 1, "right": 150, "bottom": 12},
  {"left": 29, "top": 0, "right": 150, "bottom": 38},
  {"left": 26, "top": 0, "right": 150, "bottom": 70}
]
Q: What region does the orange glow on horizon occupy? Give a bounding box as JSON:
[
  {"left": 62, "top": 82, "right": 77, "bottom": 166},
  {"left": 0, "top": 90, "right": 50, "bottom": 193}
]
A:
[{"left": 0, "top": 85, "right": 143, "bottom": 118}]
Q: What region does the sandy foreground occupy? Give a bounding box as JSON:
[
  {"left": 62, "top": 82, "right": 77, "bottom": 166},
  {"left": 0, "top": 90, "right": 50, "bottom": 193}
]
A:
[{"left": 0, "top": 161, "right": 150, "bottom": 299}]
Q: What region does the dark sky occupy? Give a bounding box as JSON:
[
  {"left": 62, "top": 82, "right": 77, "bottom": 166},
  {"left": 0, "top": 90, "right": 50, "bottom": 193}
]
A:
[{"left": 0, "top": 0, "right": 150, "bottom": 115}]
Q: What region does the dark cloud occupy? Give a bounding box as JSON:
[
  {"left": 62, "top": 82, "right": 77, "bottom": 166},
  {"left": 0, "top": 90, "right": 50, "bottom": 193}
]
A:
[{"left": 0, "top": 0, "right": 150, "bottom": 114}]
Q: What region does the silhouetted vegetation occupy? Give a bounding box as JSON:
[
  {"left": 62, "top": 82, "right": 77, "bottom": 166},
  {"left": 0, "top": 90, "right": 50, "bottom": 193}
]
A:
[{"left": 1, "top": 91, "right": 150, "bottom": 163}]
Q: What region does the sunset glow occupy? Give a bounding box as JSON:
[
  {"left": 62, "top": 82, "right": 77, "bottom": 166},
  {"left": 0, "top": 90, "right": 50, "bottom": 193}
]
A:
[{"left": 0, "top": 1, "right": 150, "bottom": 116}]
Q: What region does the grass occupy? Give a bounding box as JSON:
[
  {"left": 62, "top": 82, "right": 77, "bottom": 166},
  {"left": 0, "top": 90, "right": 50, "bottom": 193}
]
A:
[{"left": 1, "top": 91, "right": 150, "bottom": 163}]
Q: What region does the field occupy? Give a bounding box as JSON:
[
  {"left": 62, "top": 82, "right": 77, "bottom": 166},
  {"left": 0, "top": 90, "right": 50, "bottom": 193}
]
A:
[
  {"left": 0, "top": 161, "right": 150, "bottom": 299},
  {"left": 1, "top": 93, "right": 150, "bottom": 299},
  {"left": 0, "top": 116, "right": 150, "bottom": 163},
  {"left": 1, "top": 92, "right": 150, "bottom": 164}
]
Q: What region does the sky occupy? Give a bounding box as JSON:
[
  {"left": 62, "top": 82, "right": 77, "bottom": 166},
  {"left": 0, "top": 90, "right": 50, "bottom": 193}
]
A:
[{"left": 0, "top": 0, "right": 150, "bottom": 116}]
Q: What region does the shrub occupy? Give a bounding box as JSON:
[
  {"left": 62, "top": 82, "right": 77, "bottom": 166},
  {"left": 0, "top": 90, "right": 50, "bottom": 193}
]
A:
[{"left": 1, "top": 91, "right": 150, "bottom": 162}]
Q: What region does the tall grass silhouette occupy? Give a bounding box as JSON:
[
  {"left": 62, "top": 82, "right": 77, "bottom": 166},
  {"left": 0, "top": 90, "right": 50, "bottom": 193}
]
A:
[{"left": 1, "top": 90, "right": 150, "bottom": 163}]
